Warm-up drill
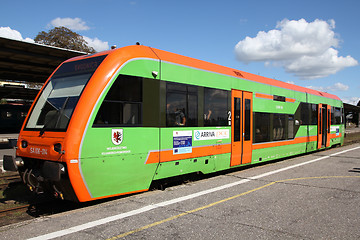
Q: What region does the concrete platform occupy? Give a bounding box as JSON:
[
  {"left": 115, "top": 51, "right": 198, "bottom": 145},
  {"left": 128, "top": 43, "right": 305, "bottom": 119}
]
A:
[
  {"left": 345, "top": 126, "right": 360, "bottom": 134},
  {"left": 0, "top": 133, "right": 18, "bottom": 145}
]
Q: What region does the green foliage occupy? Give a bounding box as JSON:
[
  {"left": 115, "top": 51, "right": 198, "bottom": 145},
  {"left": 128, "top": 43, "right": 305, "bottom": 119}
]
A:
[{"left": 34, "top": 27, "right": 96, "bottom": 53}]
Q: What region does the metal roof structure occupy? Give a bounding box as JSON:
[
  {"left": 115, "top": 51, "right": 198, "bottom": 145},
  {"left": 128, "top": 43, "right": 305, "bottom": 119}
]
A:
[
  {"left": 0, "top": 84, "right": 39, "bottom": 101},
  {"left": 344, "top": 103, "right": 360, "bottom": 112},
  {"left": 344, "top": 103, "right": 360, "bottom": 127},
  {"left": 0, "top": 37, "right": 86, "bottom": 83},
  {"left": 0, "top": 37, "right": 87, "bottom": 101}
]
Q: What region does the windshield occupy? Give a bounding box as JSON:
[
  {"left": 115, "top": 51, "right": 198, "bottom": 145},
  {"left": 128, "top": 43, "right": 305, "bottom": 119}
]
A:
[{"left": 25, "top": 55, "right": 107, "bottom": 131}]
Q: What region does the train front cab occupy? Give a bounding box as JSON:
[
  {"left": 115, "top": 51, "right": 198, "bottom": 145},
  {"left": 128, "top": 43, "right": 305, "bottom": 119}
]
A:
[{"left": 3, "top": 53, "right": 114, "bottom": 201}]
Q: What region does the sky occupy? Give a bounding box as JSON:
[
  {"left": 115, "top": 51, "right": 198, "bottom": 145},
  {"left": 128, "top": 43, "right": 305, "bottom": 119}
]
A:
[{"left": 0, "top": 0, "right": 359, "bottom": 105}]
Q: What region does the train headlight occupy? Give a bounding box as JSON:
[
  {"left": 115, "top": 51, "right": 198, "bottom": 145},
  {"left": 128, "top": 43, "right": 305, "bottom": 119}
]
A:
[
  {"left": 21, "top": 140, "right": 28, "bottom": 148},
  {"left": 54, "top": 143, "right": 65, "bottom": 154}
]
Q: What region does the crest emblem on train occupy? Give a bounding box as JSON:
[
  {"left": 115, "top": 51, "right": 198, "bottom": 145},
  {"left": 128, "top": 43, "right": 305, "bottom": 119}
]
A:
[{"left": 112, "top": 129, "right": 123, "bottom": 145}]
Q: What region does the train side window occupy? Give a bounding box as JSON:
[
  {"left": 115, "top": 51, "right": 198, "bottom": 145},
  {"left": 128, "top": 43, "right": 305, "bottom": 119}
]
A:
[
  {"left": 204, "top": 88, "right": 229, "bottom": 126},
  {"left": 341, "top": 108, "right": 344, "bottom": 124},
  {"left": 300, "top": 102, "right": 310, "bottom": 125},
  {"left": 166, "top": 82, "right": 198, "bottom": 127},
  {"left": 94, "top": 74, "right": 142, "bottom": 126},
  {"left": 254, "top": 112, "right": 270, "bottom": 143},
  {"left": 301, "top": 102, "right": 318, "bottom": 125},
  {"left": 310, "top": 104, "right": 318, "bottom": 125},
  {"left": 244, "top": 99, "right": 251, "bottom": 140},
  {"left": 188, "top": 94, "right": 198, "bottom": 126},
  {"left": 288, "top": 115, "right": 295, "bottom": 139},
  {"left": 273, "top": 113, "right": 285, "bottom": 141},
  {"left": 167, "top": 92, "right": 187, "bottom": 126},
  {"left": 233, "top": 98, "right": 241, "bottom": 142},
  {"left": 333, "top": 107, "right": 342, "bottom": 124}
]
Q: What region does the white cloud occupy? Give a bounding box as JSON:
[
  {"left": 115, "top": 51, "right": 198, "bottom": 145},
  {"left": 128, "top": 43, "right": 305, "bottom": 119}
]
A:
[
  {"left": 284, "top": 48, "right": 358, "bottom": 79},
  {"left": 306, "top": 82, "right": 349, "bottom": 92},
  {"left": 49, "top": 17, "right": 90, "bottom": 31},
  {"left": 331, "top": 82, "right": 349, "bottom": 91},
  {"left": 235, "top": 19, "right": 358, "bottom": 79},
  {"left": 0, "top": 27, "right": 34, "bottom": 43},
  {"left": 83, "top": 36, "right": 109, "bottom": 52}
]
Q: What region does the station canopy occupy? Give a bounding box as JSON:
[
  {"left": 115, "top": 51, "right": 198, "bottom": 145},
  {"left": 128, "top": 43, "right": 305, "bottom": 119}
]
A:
[{"left": 0, "top": 37, "right": 86, "bottom": 101}]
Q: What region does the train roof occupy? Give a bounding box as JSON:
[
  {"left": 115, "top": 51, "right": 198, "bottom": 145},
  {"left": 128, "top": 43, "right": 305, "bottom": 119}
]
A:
[{"left": 66, "top": 45, "right": 341, "bottom": 101}]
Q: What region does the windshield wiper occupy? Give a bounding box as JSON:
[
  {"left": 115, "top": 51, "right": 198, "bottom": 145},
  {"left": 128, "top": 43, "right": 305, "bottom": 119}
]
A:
[
  {"left": 54, "top": 97, "right": 70, "bottom": 128},
  {"left": 39, "top": 97, "right": 69, "bottom": 136}
]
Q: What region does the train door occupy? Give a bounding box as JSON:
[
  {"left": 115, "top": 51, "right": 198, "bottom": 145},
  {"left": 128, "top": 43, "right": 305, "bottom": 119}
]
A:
[
  {"left": 326, "top": 105, "right": 331, "bottom": 147},
  {"left": 231, "top": 90, "right": 253, "bottom": 166},
  {"left": 317, "top": 104, "right": 331, "bottom": 149}
]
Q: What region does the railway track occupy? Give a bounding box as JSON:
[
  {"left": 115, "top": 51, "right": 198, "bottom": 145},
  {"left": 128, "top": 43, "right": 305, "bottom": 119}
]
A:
[
  {"left": 0, "top": 173, "right": 20, "bottom": 181},
  {"left": 0, "top": 172, "right": 83, "bottom": 225},
  {"left": 0, "top": 204, "right": 29, "bottom": 216},
  {"left": 0, "top": 173, "right": 30, "bottom": 220},
  {"left": 0, "top": 173, "right": 21, "bottom": 190}
]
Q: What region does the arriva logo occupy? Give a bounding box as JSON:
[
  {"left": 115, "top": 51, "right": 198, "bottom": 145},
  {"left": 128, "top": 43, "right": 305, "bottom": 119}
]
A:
[
  {"left": 195, "top": 130, "right": 201, "bottom": 140},
  {"left": 194, "top": 129, "right": 229, "bottom": 141}
]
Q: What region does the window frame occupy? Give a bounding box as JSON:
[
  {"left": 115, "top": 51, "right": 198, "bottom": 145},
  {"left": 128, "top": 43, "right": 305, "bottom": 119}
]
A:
[
  {"left": 93, "top": 74, "right": 143, "bottom": 127},
  {"left": 166, "top": 82, "right": 198, "bottom": 127},
  {"left": 203, "top": 87, "right": 230, "bottom": 127}
]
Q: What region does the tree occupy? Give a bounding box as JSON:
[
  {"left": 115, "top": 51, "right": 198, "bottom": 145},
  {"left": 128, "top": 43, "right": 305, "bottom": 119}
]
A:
[{"left": 34, "top": 27, "right": 96, "bottom": 53}]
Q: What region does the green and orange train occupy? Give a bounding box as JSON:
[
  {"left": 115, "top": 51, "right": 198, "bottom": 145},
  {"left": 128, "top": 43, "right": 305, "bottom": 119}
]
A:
[{"left": 3, "top": 45, "right": 344, "bottom": 202}]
